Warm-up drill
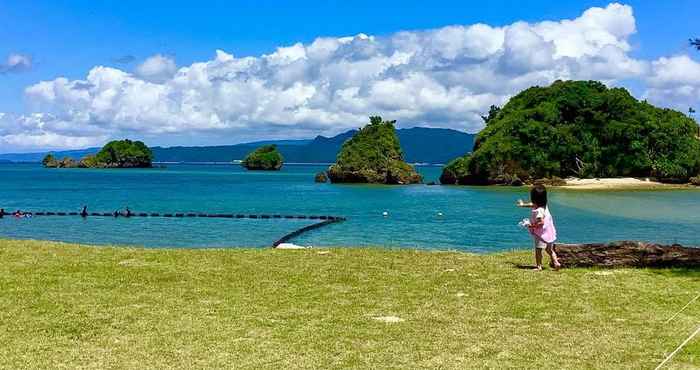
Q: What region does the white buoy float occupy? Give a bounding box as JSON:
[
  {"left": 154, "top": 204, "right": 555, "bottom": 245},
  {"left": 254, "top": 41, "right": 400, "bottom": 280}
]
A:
[
  {"left": 437, "top": 212, "right": 443, "bottom": 217},
  {"left": 276, "top": 243, "right": 310, "bottom": 250},
  {"left": 382, "top": 211, "right": 389, "bottom": 217}
]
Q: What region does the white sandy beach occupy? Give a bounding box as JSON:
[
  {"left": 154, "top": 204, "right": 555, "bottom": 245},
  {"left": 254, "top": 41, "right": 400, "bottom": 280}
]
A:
[{"left": 560, "top": 177, "right": 678, "bottom": 190}]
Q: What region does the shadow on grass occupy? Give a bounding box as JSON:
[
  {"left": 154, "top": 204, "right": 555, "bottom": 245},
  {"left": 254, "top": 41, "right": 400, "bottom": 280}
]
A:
[
  {"left": 506, "top": 260, "right": 700, "bottom": 278},
  {"left": 506, "top": 261, "right": 540, "bottom": 270},
  {"left": 647, "top": 267, "right": 700, "bottom": 279}
]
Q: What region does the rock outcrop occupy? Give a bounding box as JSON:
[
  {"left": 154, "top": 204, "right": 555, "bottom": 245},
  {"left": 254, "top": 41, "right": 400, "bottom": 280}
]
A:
[
  {"left": 327, "top": 116, "right": 422, "bottom": 184},
  {"left": 42, "top": 155, "right": 80, "bottom": 168},
  {"left": 314, "top": 172, "right": 328, "bottom": 183},
  {"left": 554, "top": 241, "right": 700, "bottom": 268}
]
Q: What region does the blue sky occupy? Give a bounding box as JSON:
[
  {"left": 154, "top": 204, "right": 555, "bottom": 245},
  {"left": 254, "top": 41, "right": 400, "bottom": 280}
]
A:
[{"left": 0, "top": 1, "right": 698, "bottom": 152}]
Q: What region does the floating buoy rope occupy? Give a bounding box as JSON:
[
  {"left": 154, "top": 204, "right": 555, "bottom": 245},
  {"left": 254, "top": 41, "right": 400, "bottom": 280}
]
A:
[{"left": 0, "top": 207, "right": 346, "bottom": 248}]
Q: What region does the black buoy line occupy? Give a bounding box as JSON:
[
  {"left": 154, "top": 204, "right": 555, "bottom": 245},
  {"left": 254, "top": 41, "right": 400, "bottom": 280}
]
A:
[{"left": 0, "top": 207, "right": 345, "bottom": 248}]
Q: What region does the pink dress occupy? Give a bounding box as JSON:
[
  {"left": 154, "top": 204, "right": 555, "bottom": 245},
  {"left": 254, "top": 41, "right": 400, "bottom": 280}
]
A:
[{"left": 530, "top": 207, "right": 557, "bottom": 244}]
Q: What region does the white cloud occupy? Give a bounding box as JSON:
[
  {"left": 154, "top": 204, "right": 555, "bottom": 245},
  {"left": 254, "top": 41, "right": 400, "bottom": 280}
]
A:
[
  {"left": 3, "top": 3, "right": 697, "bottom": 152},
  {"left": 647, "top": 55, "right": 700, "bottom": 87},
  {"left": 533, "top": 3, "right": 635, "bottom": 58},
  {"left": 643, "top": 55, "right": 700, "bottom": 112},
  {"left": 0, "top": 53, "right": 32, "bottom": 73},
  {"left": 0, "top": 132, "right": 103, "bottom": 151},
  {"left": 135, "top": 54, "right": 177, "bottom": 83},
  {"left": 0, "top": 113, "right": 107, "bottom": 152}
]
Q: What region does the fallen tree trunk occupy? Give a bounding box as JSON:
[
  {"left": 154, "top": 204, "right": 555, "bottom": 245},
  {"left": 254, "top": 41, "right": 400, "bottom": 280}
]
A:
[{"left": 554, "top": 241, "right": 700, "bottom": 268}]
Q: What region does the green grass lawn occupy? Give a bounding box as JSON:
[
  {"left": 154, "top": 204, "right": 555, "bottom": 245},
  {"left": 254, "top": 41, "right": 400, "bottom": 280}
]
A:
[{"left": 0, "top": 239, "right": 698, "bottom": 369}]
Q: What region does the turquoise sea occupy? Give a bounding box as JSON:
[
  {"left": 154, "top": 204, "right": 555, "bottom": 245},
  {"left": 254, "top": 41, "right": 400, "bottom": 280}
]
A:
[{"left": 1, "top": 163, "right": 699, "bottom": 251}]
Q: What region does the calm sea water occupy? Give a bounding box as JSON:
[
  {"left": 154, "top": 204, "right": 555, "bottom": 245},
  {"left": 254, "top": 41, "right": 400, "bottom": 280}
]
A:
[{"left": 1, "top": 163, "right": 699, "bottom": 251}]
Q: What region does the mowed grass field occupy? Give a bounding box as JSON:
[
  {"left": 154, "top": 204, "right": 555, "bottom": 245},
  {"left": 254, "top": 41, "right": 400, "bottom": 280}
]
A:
[{"left": 0, "top": 239, "right": 698, "bottom": 369}]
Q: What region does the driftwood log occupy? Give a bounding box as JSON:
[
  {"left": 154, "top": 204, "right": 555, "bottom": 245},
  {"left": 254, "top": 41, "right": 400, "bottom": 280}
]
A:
[{"left": 554, "top": 241, "right": 700, "bottom": 268}]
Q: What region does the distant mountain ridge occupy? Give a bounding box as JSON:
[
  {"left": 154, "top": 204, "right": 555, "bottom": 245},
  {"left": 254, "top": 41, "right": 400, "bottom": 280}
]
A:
[
  {"left": 0, "top": 127, "right": 475, "bottom": 165},
  {"left": 0, "top": 148, "right": 101, "bottom": 163}
]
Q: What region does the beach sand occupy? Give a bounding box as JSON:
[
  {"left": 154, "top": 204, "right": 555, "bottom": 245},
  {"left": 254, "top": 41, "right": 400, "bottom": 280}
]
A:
[{"left": 561, "top": 177, "right": 682, "bottom": 190}]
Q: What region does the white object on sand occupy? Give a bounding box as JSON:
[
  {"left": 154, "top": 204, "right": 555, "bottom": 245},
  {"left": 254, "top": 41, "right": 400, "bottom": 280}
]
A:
[{"left": 276, "top": 243, "right": 311, "bottom": 249}]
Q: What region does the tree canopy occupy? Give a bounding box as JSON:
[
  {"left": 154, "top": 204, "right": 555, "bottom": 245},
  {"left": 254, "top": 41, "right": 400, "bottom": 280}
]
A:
[
  {"left": 327, "top": 116, "right": 422, "bottom": 184},
  {"left": 43, "top": 139, "right": 153, "bottom": 168},
  {"left": 441, "top": 80, "right": 700, "bottom": 185},
  {"left": 241, "top": 145, "right": 284, "bottom": 170},
  {"left": 94, "top": 140, "right": 153, "bottom": 168}
]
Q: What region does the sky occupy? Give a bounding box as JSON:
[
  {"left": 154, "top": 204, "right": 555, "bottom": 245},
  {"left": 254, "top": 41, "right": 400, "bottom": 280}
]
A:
[{"left": 0, "top": 0, "right": 698, "bottom": 153}]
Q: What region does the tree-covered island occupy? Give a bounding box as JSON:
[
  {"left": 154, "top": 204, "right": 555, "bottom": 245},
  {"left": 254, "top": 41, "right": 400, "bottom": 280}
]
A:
[
  {"left": 327, "top": 116, "right": 422, "bottom": 184},
  {"left": 241, "top": 145, "right": 284, "bottom": 170},
  {"left": 43, "top": 139, "right": 153, "bottom": 168},
  {"left": 441, "top": 80, "right": 700, "bottom": 185}
]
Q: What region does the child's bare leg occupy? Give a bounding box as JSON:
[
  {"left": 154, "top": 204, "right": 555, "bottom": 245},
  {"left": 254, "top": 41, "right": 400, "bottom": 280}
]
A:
[
  {"left": 534, "top": 248, "right": 543, "bottom": 270},
  {"left": 546, "top": 244, "right": 561, "bottom": 269}
]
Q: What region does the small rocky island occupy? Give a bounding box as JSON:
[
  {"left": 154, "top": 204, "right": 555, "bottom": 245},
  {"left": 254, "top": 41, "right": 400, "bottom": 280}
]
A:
[
  {"left": 43, "top": 139, "right": 153, "bottom": 168},
  {"left": 241, "top": 144, "right": 284, "bottom": 170},
  {"left": 327, "top": 116, "right": 422, "bottom": 184},
  {"left": 440, "top": 80, "right": 700, "bottom": 185},
  {"left": 314, "top": 172, "right": 328, "bottom": 183}
]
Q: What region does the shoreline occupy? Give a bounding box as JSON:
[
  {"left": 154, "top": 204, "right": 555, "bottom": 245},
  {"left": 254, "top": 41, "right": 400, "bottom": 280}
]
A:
[
  {"left": 0, "top": 236, "right": 509, "bottom": 253},
  {"left": 3, "top": 237, "right": 697, "bottom": 253},
  {"left": 558, "top": 177, "right": 693, "bottom": 190}
]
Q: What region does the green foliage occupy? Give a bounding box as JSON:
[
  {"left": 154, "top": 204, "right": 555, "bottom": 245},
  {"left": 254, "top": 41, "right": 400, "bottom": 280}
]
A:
[
  {"left": 327, "top": 116, "right": 422, "bottom": 184},
  {"left": 481, "top": 105, "right": 501, "bottom": 125},
  {"left": 440, "top": 155, "right": 471, "bottom": 184},
  {"left": 334, "top": 116, "right": 404, "bottom": 171},
  {"left": 42, "top": 154, "right": 57, "bottom": 167},
  {"left": 94, "top": 140, "right": 153, "bottom": 168},
  {"left": 443, "top": 80, "right": 700, "bottom": 184},
  {"left": 43, "top": 140, "right": 153, "bottom": 169},
  {"left": 42, "top": 154, "right": 80, "bottom": 168},
  {"left": 79, "top": 154, "right": 101, "bottom": 168},
  {"left": 241, "top": 145, "right": 284, "bottom": 170}
]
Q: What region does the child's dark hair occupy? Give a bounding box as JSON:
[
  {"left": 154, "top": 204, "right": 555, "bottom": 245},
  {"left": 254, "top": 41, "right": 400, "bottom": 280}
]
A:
[{"left": 530, "top": 184, "right": 547, "bottom": 207}]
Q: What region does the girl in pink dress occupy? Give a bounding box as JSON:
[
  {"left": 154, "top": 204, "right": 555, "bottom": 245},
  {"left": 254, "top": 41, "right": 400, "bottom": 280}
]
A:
[{"left": 518, "top": 185, "right": 561, "bottom": 271}]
